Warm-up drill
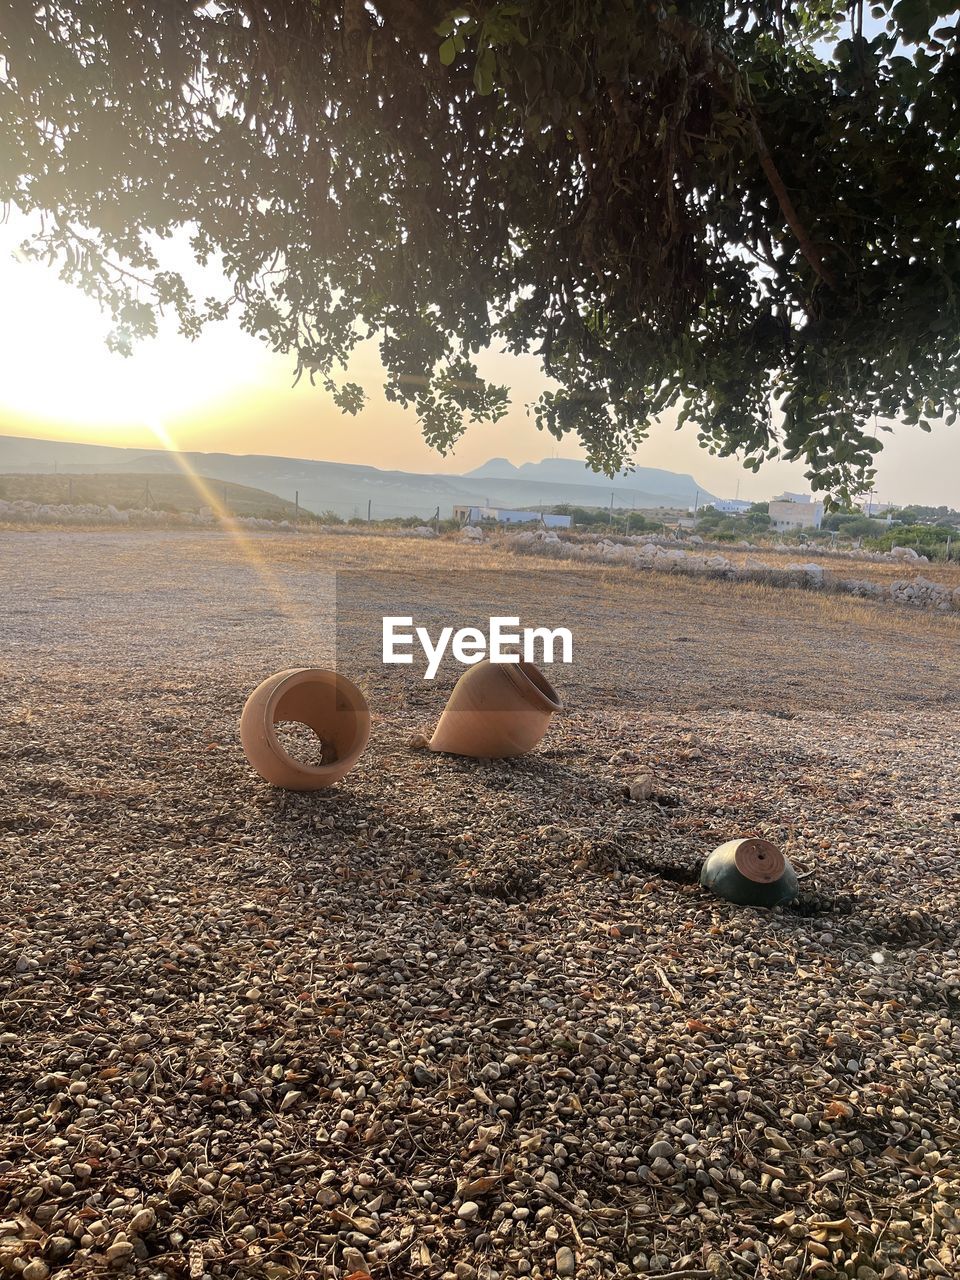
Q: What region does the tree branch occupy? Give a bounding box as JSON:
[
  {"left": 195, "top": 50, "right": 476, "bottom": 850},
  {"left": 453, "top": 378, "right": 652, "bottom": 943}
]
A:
[
  {"left": 747, "top": 115, "right": 838, "bottom": 291},
  {"left": 659, "top": 13, "right": 838, "bottom": 291}
]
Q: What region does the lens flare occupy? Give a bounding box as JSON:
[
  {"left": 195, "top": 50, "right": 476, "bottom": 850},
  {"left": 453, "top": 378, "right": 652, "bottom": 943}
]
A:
[{"left": 143, "top": 418, "right": 317, "bottom": 647}]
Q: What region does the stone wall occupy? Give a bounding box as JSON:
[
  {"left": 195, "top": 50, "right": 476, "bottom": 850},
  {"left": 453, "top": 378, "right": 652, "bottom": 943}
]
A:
[{"left": 507, "top": 531, "right": 960, "bottom": 614}]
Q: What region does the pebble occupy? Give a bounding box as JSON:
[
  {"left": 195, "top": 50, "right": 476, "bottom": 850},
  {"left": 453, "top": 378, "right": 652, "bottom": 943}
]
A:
[
  {"left": 556, "top": 1246, "right": 576, "bottom": 1275},
  {"left": 105, "top": 1241, "right": 135, "bottom": 1264},
  {"left": 129, "top": 1207, "right": 156, "bottom": 1234},
  {"left": 458, "top": 1201, "right": 481, "bottom": 1220},
  {"left": 626, "top": 774, "right": 655, "bottom": 801}
]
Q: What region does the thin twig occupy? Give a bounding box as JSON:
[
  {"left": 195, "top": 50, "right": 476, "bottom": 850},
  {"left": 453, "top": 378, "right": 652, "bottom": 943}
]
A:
[
  {"left": 646, "top": 1272, "right": 713, "bottom": 1280},
  {"left": 654, "top": 963, "right": 683, "bottom": 1004}
]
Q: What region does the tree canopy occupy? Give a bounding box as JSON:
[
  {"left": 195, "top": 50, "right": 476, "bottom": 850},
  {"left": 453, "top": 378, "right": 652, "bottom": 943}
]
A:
[{"left": 2, "top": 1, "right": 958, "bottom": 499}]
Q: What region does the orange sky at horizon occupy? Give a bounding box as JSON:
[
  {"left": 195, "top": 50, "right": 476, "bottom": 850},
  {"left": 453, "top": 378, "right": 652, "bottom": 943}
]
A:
[{"left": 1, "top": 218, "right": 958, "bottom": 506}]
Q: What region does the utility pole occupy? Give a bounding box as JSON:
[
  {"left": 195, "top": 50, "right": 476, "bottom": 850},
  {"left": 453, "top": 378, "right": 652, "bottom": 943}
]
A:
[
  {"left": 367, "top": 498, "right": 372, "bottom": 522},
  {"left": 294, "top": 489, "right": 299, "bottom": 522},
  {"left": 609, "top": 490, "right": 614, "bottom": 525}
]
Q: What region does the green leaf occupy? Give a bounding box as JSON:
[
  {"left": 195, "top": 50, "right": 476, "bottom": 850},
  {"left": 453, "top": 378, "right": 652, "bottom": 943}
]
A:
[
  {"left": 439, "top": 38, "right": 457, "bottom": 66},
  {"left": 474, "top": 47, "right": 495, "bottom": 94},
  {"left": 892, "top": 0, "right": 934, "bottom": 44}
]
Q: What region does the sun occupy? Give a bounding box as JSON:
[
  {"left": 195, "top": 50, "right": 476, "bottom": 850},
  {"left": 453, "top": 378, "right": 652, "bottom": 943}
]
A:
[{"left": 0, "top": 222, "right": 273, "bottom": 445}]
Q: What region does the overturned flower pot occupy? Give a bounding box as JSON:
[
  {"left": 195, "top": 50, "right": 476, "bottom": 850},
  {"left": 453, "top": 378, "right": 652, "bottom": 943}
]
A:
[
  {"left": 700, "top": 838, "right": 799, "bottom": 908},
  {"left": 240, "top": 668, "right": 370, "bottom": 790},
  {"left": 428, "top": 660, "right": 562, "bottom": 759}
]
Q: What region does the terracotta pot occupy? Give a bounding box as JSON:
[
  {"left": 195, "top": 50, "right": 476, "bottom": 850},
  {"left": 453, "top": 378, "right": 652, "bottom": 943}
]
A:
[
  {"left": 240, "top": 668, "right": 370, "bottom": 790},
  {"left": 699, "top": 837, "right": 799, "bottom": 908},
  {"left": 428, "top": 660, "right": 562, "bottom": 759}
]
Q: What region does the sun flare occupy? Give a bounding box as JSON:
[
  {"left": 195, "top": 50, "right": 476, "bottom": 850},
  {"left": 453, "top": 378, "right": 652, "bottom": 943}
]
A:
[{"left": 0, "top": 230, "right": 272, "bottom": 444}]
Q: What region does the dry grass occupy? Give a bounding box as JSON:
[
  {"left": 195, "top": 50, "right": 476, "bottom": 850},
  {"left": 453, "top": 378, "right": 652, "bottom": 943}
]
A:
[
  {"left": 710, "top": 542, "right": 960, "bottom": 589},
  {"left": 0, "top": 471, "right": 309, "bottom": 519}
]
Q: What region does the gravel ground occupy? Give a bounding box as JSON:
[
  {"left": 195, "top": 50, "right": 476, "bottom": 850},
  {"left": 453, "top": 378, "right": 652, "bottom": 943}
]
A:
[{"left": 1, "top": 530, "right": 959, "bottom": 1280}]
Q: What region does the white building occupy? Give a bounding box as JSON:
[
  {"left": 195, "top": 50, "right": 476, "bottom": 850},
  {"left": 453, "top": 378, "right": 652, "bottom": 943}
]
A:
[
  {"left": 453, "top": 505, "right": 571, "bottom": 529},
  {"left": 711, "top": 498, "right": 753, "bottom": 514},
  {"left": 769, "top": 497, "right": 824, "bottom": 531}
]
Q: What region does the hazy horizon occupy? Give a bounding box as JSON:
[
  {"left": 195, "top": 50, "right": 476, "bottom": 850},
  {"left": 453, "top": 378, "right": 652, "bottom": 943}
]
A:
[{"left": 2, "top": 218, "right": 957, "bottom": 508}]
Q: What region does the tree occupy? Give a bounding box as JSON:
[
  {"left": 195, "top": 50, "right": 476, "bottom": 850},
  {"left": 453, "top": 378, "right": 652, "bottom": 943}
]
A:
[
  {"left": 822, "top": 511, "right": 888, "bottom": 536},
  {"left": 742, "top": 506, "right": 771, "bottom": 532},
  {"left": 888, "top": 503, "right": 960, "bottom": 526},
  {"left": 2, "top": 1, "right": 958, "bottom": 500},
  {"left": 695, "top": 504, "right": 724, "bottom": 529}
]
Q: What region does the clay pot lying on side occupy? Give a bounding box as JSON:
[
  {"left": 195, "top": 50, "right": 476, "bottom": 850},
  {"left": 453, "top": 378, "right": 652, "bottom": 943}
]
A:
[
  {"left": 700, "top": 837, "right": 799, "bottom": 908},
  {"left": 428, "top": 659, "right": 562, "bottom": 759},
  {"left": 240, "top": 668, "right": 370, "bottom": 790}
]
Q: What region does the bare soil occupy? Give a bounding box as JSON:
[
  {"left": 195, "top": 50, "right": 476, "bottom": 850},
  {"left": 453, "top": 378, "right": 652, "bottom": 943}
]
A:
[{"left": 1, "top": 530, "right": 958, "bottom": 1280}]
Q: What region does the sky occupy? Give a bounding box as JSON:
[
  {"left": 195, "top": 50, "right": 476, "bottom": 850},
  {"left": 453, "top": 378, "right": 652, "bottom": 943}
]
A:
[{"left": 1, "top": 216, "right": 957, "bottom": 506}]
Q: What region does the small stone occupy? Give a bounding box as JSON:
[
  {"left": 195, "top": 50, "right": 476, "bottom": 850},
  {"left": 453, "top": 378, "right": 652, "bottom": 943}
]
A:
[
  {"left": 626, "top": 774, "right": 655, "bottom": 801},
  {"left": 648, "top": 1139, "right": 675, "bottom": 1160},
  {"left": 37, "top": 1073, "right": 68, "bottom": 1093},
  {"left": 105, "top": 1241, "right": 135, "bottom": 1264},
  {"left": 458, "top": 1201, "right": 480, "bottom": 1221},
  {"left": 556, "top": 1246, "right": 576, "bottom": 1276},
  {"left": 23, "top": 1263, "right": 49, "bottom": 1280},
  {"left": 129, "top": 1207, "right": 156, "bottom": 1235}
]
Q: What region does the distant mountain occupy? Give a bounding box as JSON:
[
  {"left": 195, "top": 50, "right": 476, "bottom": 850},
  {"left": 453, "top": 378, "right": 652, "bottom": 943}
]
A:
[
  {"left": 475, "top": 456, "right": 709, "bottom": 501},
  {"left": 0, "top": 435, "right": 713, "bottom": 519},
  {"left": 465, "top": 456, "right": 521, "bottom": 480}
]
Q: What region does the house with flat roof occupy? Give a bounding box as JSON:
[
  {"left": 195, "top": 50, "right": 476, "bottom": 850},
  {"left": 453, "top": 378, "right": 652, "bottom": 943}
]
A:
[
  {"left": 769, "top": 497, "right": 824, "bottom": 531},
  {"left": 711, "top": 498, "right": 753, "bottom": 514},
  {"left": 453, "top": 505, "right": 571, "bottom": 529}
]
